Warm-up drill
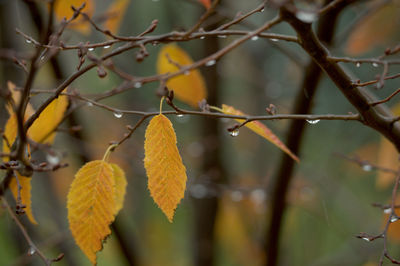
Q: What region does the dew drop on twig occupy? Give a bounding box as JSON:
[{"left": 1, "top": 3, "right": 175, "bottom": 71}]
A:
[
  {"left": 362, "top": 164, "right": 372, "bottom": 172},
  {"left": 200, "top": 36, "right": 205, "bottom": 40},
  {"left": 28, "top": 247, "right": 36, "bottom": 256},
  {"left": 103, "top": 45, "right": 111, "bottom": 49},
  {"left": 390, "top": 216, "right": 399, "bottom": 223},
  {"left": 205, "top": 60, "right": 216, "bottom": 67},
  {"left": 384, "top": 208, "right": 392, "bottom": 214},
  {"left": 88, "top": 47, "right": 95, "bottom": 51},
  {"left": 362, "top": 237, "right": 371, "bottom": 242},
  {"left": 356, "top": 62, "right": 361, "bottom": 68},
  {"left": 271, "top": 38, "right": 279, "bottom": 42},
  {"left": 372, "top": 62, "right": 379, "bottom": 67},
  {"left": 306, "top": 119, "right": 320, "bottom": 124},
  {"left": 134, "top": 82, "right": 142, "bottom": 88},
  {"left": 230, "top": 129, "right": 239, "bottom": 137},
  {"left": 46, "top": 154, "right": 60, "bottom": 165},
  {"left": 251, "top": 36, "right": 259, "bottom": 41},
  {"left": 296, "top": 11, "right": 317, "bottom": 23},
  {"left": 26, "top": 39, "right": 32, "bottom": 44},
  {"left": 218, "top": 35, "right": 227, "bottom": 38},
  {"left": 113, "top": 111, "right": 123, "bottom": 118}
]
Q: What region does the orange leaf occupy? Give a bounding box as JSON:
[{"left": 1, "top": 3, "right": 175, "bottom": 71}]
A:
[
  {"left": 157, "top": 44, "right": 207, "bottom": 108},
  {"left": 221, "top": 104, "right": 299, "bottom": 162},
  {"left": 54, "top": 0, "right": 94, "bottom": 35},
  {"left": 199, "top": 0, "right": 211, "bottom": 9},
  {"left": 6, "top": 81, "right": 35, "bottom": 116},
  {"left": 111, "top": 163, "right": 127, "bottom": 215},
  {"left": 67, "top": 160, "right": 116, "bottom": 264},
  {"left": 28, "top": 94, "right": 68, "bottom": 144},
  {"left": 10, "top": 175, "right": 37, "bottom": 224},
  {"left": 103, "top": 0, "right": 130, "bottom": 35},
  {"left": 144, "top": 114, "right": 187, "bottom": 222},
  {"left": 345, "top": 3, "right": 399, "bottom": 56}
]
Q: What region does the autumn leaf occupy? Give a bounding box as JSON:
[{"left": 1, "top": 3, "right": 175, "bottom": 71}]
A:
[
  {"left": 103, "top": 0, "right": 130, "bottom": 34},
  {"left": 199, "top": 0, "right": 211, "bottom": 9},
  {"left": 221, "top": 104, "right": 299, "bottom": 162},
  {"left": 111, "top": 163, "right": 127, "bottom": 215},
  {"left": 157, "top": 44, "right": 207, "bottom": 108},
  {"left": 6, "top": 81, "right": 35, "bottom": 116},
  {"left": 345, "top": 2, "right": 400, "bottom": 56},
  {"left": 28, "top": 94, "right": 68, "bottom": 144},
  {"left": 54, "top": 0, "right": 94, "bottom": 35},
  {"left": 67, "top": 160, "right": 116, "bottom": 264},
  {"left": 144, "top": 114, "right": 187, "bottom": 222},
  {"left": 3, "top": 109, "right": 37, "bottom": 224},
  {"left": 9, "top": 176, "right": 37, "bottom": 224}
]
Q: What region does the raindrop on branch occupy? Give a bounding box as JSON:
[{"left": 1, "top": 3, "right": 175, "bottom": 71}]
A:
[
  {"left": 218, "top": 35, "right": 227, "bottom": 38},
  {"left": 362, "top": 164, "right": 372, "bottom": 172},
  {"left": 46, "top": 154, "right": 60, "bottom": 165},
  {"left": 384, "top": 208, "right": 392, "bottom": 214},
  {"left": 28, "top": 247, "right": 36, "bottom": 256},
  {"left": 200, "top": 36, "right": 205, "bottom": 40},
  {"left": 251, "top": 36, "right": 259, "bottom": 41},
  {"left": 177, "top": 114, "right": 184, "bottom": 118},
  {"left": 88, "top": 47, "right": 95, "bottom": 51},
  {"left": 362, "top": 237, "right": 371, "bottom": 242},
  {"left": 356, "top": 62, "right": 361, "bottom": 68},
  {"left": 26, "top": 39, "right": 32, "bottom": 44},
  {"left": 113, "top": 111, "right": 123, "bottom": 118},
  {"left": 390, "top": 216, "right": 399, "bottom": 223},
  {"left": 296, "top": 11, "right": 317, "bottom": 23},
  {"left": 134, "top": 82, "right": 142, "bottom": 88},
  {"left": 103, "top": 45, "right": 111, "bottom": 49},
  {"left": 271, "top": 38, "right": 279, "bottom": 42},
  {"left": 205, "top": 60, "right": 216, "bottom": 67},
  {"left": 230, "top": 129, "right": 239, "bottom": 137},
  {"left": 306, "top": 119, "right": 320, "bottom": 124},
  {"left": 372, "top": 62, "right": 379, "bottom": 67}
]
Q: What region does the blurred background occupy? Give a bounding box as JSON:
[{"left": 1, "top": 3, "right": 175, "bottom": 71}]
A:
[{"left": 0, "top": 0, "right": 400, "bottom": 265}]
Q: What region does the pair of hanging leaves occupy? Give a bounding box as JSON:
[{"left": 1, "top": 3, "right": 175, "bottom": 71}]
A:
[
  {"left": 2, "top": 82, "right": 68, "bottom": 224},
  {"left": 67, "top": 160, "right": 127, "bottom": 264}
]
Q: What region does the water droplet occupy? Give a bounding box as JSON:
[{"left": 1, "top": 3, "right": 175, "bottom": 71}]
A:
[
  {"left": 88, "top": 47, "right": 95, "bottom": 51},
  {"left": 152, "top": 41, "right": 158, "bottom": 46},
  {"left": 230, "top": 129, "right": 239, "bottom": 137},
  {"left": 306, "top": 119, "right": 320, "bottom": 124},
  {"left": 218, "top": 35, "right": 227, "bottom": 38},
  {"left": 251, "top": 36, "right": 259, "bottom": 41},
  {"left": 372, "top": 62, "right": 379, "bottom": 67},
  {"left": 103, "top": 45, "right": 111, "bottom": 49},
  {"left": 28, "top": 247, "right": 36, "bottom": 255},
  {"left": 205, "top": 60, "right": 216, "bottom": 67},
  {"left": 362, "top": 164, "right": 372, "bottom": 172},
  {"left": 271, "top": 38, "right": 279, "bottom": 42},
  {"left": 296, "top": 11, "right": 317, "bottom": 23},
  {"left": 230, "top": 191, "right": 243, "bottom": 202},
  {"left": 356, "top": 62, "right": 361, "bottom": 68},
  {"left": 177, "top": 114, "right": 184, "bottom": 117},
  {"left": 26, "top": 39, "right": 32, "bottom": 44},
  {"left": 86, "top": 102, "right": 93, "bottom": 107},
  {"left": 40, "top": 56, "right": 45, "bottom": 61},
  {"left": 46, "top": 154, "right": 60, "bottom": 165},
  {"left": 184, "top": 70, "right": 190, "bottom": 75},
  {"left": 190, "top": 184, "right": 208, "bottom": 199},
  {"left": 200, "top": 36, "right": 205, "bottom": 40},
  {"left": 134, "top": 82, "right": 142, "bottom": 88},
  {"left": 391, "top": 216, "right": 399, "bottom": 223},
  {"left": 250, "top": 189, "right": 266, "bottom": 205},
  {"left": 260, "top": 8, "right": 265, "bottom": 12},
  {"left": 384, "top": 208, "right": 392, "bottom": 214},
  {"left": 362, "top": 237, "right": 371, "bottom": 242},
  {"left": 113, "top": 111, "right": 123, "bottom": 118}
]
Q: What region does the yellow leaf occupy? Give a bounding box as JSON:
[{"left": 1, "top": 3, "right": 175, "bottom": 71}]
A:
[
  {"left": 3, "top": 114, "right": 37, "bottom": 225},
  {"left": 54, "top": 0, "right": 94, "bottom": 35},
  {"left": 67, "top": 160, "right": 116, "bottom": 264},
  {"left": 6, "top": 81, "right": 35, "bottom": 116},
  {"left": 345, "top": 2, "right": 400, "bottom": 56},
  {"left": 157, "top": 44, "right": 207, "bottom": 108},
  {"left": 144, "top": 114, "right": 187, "bottom": 222},
  {"left": 10, "top": 175, "right": 37, "bottom": 224},
  {"left": 111, "top": 163, "right": 127, "bottom": 215},
  {"left": 103, "top": 0, "right": 130, "bottom": 34},
  {"left": 28, "top": 94, "right": 68, "bottom": 144},
  {"left": 221, "top": 104, "right": 299, "bottom": 162}
]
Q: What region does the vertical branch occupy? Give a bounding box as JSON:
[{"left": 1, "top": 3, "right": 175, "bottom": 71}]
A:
[
  {"left": 264, "top": 2, "right": 347, "bottom": 265},
  {"left": 192, "top": 18, "right": 225, "bottom": 266}
]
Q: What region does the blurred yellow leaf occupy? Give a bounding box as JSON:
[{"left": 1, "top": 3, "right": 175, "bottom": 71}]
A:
[
  {"left": 10, "top": 175, "right": 37, "bottom": 224},
  {"left": 157, "top": 44, "right": 207, "bottom": 108},
  {"left": 6, "top": 81, "right": 35, "bottom": 115},
  {"left": 345, "top": 2, "right": 400, "bottom": 56},
  {"left": 221, "top": 104, "right": 299, "bottom": 162},
  {"left": 103, "top": 0, "right": 130, "bottom": 34},
  {"left": 3, "top": 107, "right": 37, "bottom": 225},
  {"left": 28, "top": 94, "right": 68, "bottom": 144},
  {"left": 144, "top": 114, "right": 187, "bottom": 222},
  {"left": 199, "top": 0, "right": 211, "bottom": 9},
  {"left": 111, "top": 163, "right": 127, "bottom": 215},
  {"left": 54, "top": 0, "right": 94, "bottom": 35},
  {"left": 67, "top": 160, "right": 116, "bottom": 264}
]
